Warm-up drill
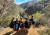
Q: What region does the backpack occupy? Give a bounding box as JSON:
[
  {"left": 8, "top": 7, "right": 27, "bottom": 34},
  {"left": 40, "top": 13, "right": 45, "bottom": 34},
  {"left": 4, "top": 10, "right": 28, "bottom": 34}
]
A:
[
  {"left": 9, "top": 22, "right": 14, "bottom": 28},
  {"left": 28, "top": 21, "right": 31, "bottom": 28},
  {"left": 14, "top": 24, "right": 18, "bottom": 31},
  {"left": 30, "top": 18, "right": 35, "bottom": 24},
  {"left": 25, "top": 21, "right": 30, "bottom": 28}
]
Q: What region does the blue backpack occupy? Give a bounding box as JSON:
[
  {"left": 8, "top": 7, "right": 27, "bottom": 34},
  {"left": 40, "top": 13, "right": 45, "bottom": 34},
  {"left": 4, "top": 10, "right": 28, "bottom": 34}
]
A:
[
  {"left": 13, "top": 21, "right": 19, "bottom": 31},
  {"left": 30, "top": 18, "right": 36, "bottom": 24},
  {"left": 14, "top": 24, "right": 18, "bottom": 31}
]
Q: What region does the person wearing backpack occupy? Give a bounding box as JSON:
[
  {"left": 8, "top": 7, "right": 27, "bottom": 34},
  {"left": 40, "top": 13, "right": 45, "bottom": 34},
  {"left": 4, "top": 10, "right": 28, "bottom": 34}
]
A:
[
  {"left": 27, "top": 15, "right": 32, "bottom": 27},
  {"left": 26, "top": 15, "right": 32, "bottom": 27},
  {"left": 24, "top": 17, "right": 30, "bottom": 32},
  {"left": 13, "top": 18, "right": 20, "bottom": 32},
  {"left": 27, "top": 15, "right": 29, "bottom": 20},
  {"left": 19, "top": 17, "right": 24, "bottom": 29},
  {"left": 9, "top": 17, "right": 15, "bottom": 28},
  {"left": 30, "top": 16, "right": 36, "bottom": 25}
]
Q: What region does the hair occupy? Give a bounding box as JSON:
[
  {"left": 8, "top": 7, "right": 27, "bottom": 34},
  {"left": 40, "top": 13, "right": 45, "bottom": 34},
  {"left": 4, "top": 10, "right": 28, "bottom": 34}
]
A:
[
  {"left": 31, "top": 15, "right": 33, "bottom": 17},
  {"left": 20, "top": 17, "right": 22, "bottom": 19}
]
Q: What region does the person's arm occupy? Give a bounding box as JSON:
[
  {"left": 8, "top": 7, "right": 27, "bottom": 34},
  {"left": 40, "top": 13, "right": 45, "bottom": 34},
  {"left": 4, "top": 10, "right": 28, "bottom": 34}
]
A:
[
  {"left": 13, "top": 21, "right": 15, "bottom": 24},
  {"left": 33, "top": 18, "right": 34, "bottom": 21}
]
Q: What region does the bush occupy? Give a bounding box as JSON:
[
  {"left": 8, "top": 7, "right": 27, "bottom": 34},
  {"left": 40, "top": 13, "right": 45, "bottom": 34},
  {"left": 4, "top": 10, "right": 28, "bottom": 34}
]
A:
[
  {"left": 40, "top": 28, "right": 50, "bottom": 35},
  {"left": 35, "top": 5, "right": 50, "bottom": 27},
  {"left": 35, "top": 15, "right": 50, "bottom": 27},
  {"left": 46, "top": 28, "right": 50, "bottom": 35},
  {"left": 0, "top": 16, "right": 12, "bottom": 28},
  {"left": 0, "top": 18, "right": 9, "bottom": 28}
]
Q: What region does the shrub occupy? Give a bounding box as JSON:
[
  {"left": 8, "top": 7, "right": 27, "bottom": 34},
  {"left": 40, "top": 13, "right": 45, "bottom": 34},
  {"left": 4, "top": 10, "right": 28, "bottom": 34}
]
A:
[
  {"left": 40, "top": 28, "right": 50, "bottom": 35},
  {"left": 35, "top": 15, "right": 50, "bottom": 27}
]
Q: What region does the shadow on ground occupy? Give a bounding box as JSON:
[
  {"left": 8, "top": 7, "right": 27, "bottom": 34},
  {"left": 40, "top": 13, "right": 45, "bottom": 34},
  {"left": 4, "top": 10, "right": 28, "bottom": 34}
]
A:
[
  {"left": 4, "top": 30, "right": 14, "bottom": 35},
  {"left": 4, "top": 30, "right": 28, "bottom": 35}
]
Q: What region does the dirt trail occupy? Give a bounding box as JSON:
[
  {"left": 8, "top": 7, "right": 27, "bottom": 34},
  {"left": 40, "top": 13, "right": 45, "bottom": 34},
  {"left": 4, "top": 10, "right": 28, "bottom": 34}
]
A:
[
  {"left": 0, "top": 26, "right": 46, "bottom": 35},
  {"left": 27, "top": 26, "right": 39, "bottom": 35}
]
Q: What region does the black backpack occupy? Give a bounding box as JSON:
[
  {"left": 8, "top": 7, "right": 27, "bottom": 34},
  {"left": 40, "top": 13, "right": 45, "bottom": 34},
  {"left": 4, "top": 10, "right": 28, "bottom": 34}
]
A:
[
  {"left": 25, "top": 21, "right": 30, "bottom": 28},
  {"left": 9, "top": 22, "right": 14, "bottom": 28},
  {"left": 30, "top": 18, "right": 35, "bottom": 24}
]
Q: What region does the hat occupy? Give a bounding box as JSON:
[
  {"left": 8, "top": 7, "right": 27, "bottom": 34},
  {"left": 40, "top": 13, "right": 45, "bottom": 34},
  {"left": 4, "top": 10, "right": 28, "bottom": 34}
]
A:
[{"left": 13, "top": 17, "right": 15, "bottom": 19}]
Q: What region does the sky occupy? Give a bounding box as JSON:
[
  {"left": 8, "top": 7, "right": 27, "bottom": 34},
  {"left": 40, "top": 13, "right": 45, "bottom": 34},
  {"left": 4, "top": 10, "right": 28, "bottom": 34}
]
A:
[
  {"left": 15, "top": 0, "right": 30, "bottom": 5},
  {"left": 14, "top": 0, "right": 41, "bottom": 5}
]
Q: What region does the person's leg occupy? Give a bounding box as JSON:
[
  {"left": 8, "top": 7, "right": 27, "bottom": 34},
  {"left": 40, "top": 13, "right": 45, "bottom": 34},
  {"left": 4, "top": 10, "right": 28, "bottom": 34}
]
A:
[
  {"left": 24, "top": 27, "right": 27, "bottom": 32},
  {"left": 17, "top": 26, "right": 19, "bottom": 32},
  {"left": 30, "top": 24, "right": 32, "bottom": 27},
  {"left": 17, "top": 29, "right": 19, "bottom": 32}
]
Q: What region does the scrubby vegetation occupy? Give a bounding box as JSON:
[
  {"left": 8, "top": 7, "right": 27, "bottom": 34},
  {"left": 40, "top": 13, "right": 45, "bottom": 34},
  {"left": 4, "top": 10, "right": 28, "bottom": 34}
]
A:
[
  {"left": 0, "top": 0, "right": 24, "bottom": 18},
  {"left": 0, "top": 0, "right": 50, "bottom": 35},
  {"left": 0, "top": 0, "right": 24, "bottom": 27},
  {"left": 39, "top": 28, "right": 50, "bottom": 35},
  {"left": 25, "top": 0, "right": 50, "bottom": 15},
  {"left": 35, "top": 5, "right": 50, "bottom": 28}
]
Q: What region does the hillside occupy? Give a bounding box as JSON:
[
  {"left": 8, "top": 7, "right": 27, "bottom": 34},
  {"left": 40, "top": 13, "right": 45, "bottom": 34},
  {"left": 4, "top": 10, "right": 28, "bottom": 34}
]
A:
[
  {"left": 0, "top": 0, "right": 50, "bottom": 35},
  {"left": 25, "top": 0, "right": 50, "bottom": 15},
  {"left": 0, "top": 0, "right": 24, "bottom": 18},
  {"left": 0, "top": 0, "right": 24, "bottom": 27},
  {"left": 0, "top": 4, "right": 50, "bottom": 35},
  {"left": 35, "top": 4, "right": 50, "bottom": 28},
  {"left": 19, "top": 0, "right": 41, "bottom": 9}
]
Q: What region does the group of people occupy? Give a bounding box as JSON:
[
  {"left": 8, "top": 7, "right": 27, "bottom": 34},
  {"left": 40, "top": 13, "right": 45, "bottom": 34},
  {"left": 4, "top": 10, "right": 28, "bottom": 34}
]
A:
[{"left": 9, "top": 15, "right": 36, "bottom": 32}]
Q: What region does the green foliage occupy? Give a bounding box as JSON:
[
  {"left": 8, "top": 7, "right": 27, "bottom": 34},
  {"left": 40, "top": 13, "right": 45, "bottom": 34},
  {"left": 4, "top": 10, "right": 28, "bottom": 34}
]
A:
[
  {"left": 40, "top": 28, "right": 50, "bottom": 35},
  {"left": 33, "top": 12, "right": 44, "bottom": 18},
  {"left": 0, "top": 17, "right": 9, "bottom": 27},
  {"left": 29, "top": 12, "right": 44, "bottom": 20},
  {"left": 40, "top": 31, "right": 46, "bottom": 35},
  {"left": 35, "top": 5, "right": 50, "bottom": 27},
  {"left": 0, "top": 0, "right": 24, "bottom": 27},
  {"left": 46, "top": 28, "right": 50, "bottom": 35}
]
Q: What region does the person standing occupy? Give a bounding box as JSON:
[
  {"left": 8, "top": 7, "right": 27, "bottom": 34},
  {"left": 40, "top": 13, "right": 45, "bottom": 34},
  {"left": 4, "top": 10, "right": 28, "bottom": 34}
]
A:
[
  {"left": 24, "top": 18, "right": 30, "bottom": 32},
  {"left": 9, "top": 17, "right": 15, "bottom": 28},
  {"left": 30, "top": 16, "right": 36, "bottom": 25},
  {"left": 14, "top": 18, "right": 20, "bottom": 32},
  {"left": 19, "top": 17, "right": 24, "bottom": 30}
]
